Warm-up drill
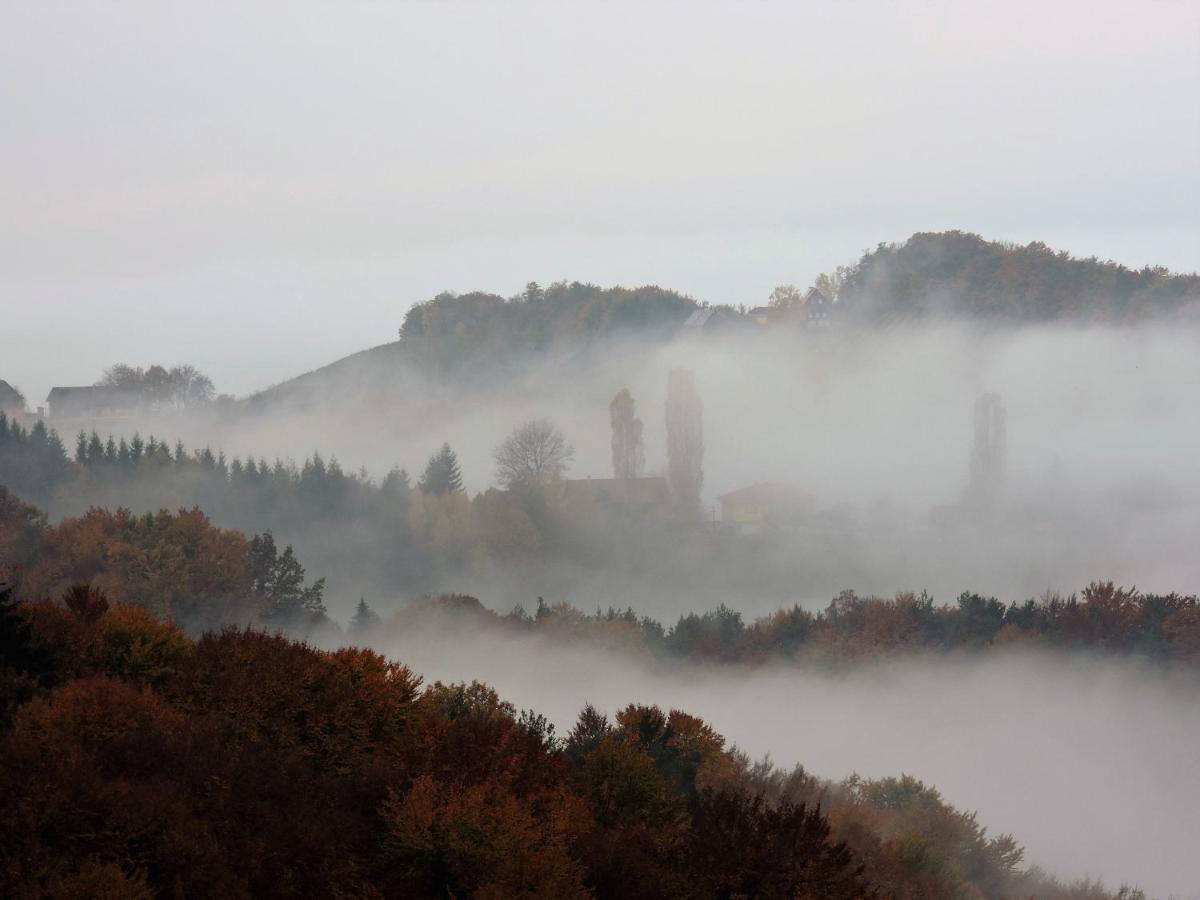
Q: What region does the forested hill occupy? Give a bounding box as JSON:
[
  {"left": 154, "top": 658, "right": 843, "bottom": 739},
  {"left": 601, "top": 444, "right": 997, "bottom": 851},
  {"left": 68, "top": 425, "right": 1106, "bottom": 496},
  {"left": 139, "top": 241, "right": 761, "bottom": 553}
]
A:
[
  {"left": 242, "top": 283, "right": 698, "bottom": 410},
  {"left": 243, "top": 233, "right": 1199, "bottom": 409},
  {"left": 835, "top": 231, "right": 1200, "bottom": 324}
]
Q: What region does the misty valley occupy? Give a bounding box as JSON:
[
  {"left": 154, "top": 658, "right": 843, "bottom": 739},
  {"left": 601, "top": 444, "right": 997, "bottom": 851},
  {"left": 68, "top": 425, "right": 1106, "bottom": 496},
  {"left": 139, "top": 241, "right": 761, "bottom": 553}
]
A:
[{"left": 3, "top": 233, "right": 1199, "bottom": 898}]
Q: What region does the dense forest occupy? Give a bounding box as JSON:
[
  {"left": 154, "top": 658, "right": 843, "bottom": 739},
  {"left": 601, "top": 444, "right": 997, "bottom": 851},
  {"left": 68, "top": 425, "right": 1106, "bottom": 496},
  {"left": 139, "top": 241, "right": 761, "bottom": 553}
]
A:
[
  {"left": 0, "top": 573, "right": 1148, "bottom": 898},
  {"left": 0, "top": 412, "right": 757, "bottom": 609},
  {"left": 6, "top": 415, "right": 1200, "bottom": 668},
  {"left": 237, "top": 232, "right": 1200, "bottom": 410},
  {"left": 4, "top": 456, "right": 1197, "bottom": 675},
  {"left": 371, "top": 583, "right": 1200, "bottom": 669},
  {"left": 818, "top": 231, "right": 1200, "bottom": 325},
  {"left": 394, "top": 234, "right": 1200, "bottom": 351}
]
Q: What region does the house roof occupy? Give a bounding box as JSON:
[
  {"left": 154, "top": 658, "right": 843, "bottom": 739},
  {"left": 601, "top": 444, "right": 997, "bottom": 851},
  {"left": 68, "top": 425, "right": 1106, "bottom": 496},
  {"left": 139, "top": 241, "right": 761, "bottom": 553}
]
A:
[
  {"left": 717, "top": 482, "right": 813, "bottom": 506},
  {"left": 47, "top": 385, "right": 140, "bottom": 409},
  {"left": 0, "top": 379, "right": 24, "bottom": 408},
  {"left": 560, "top": 476, "right": 670, "bottom": 504},
  {"left": 803, "top": 286, "right": 832, "bottom": 305}
]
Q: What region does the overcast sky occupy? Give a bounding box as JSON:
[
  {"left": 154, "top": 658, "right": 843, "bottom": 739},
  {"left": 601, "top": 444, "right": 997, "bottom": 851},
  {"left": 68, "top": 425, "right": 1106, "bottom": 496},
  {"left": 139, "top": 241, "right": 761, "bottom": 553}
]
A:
[{"left": 3, "top": 0, "right": 1198, "bottom": 402}]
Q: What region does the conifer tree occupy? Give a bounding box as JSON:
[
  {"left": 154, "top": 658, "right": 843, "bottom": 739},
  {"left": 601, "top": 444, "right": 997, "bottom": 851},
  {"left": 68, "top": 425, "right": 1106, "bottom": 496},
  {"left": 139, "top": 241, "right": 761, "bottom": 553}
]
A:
[
  {"left": 349, "top": 597, "right": 381, "bottom": 638},
  {"left": 419, "top": 443, "right": 464, "bottom": 495}
]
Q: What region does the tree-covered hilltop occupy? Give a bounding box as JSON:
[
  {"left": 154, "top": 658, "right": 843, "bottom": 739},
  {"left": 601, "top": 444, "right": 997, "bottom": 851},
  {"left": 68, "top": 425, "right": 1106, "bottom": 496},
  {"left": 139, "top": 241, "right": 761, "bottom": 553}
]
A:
[
  {"left": 400, "top": 281, "right": 699, "bottom": 373},
  {"left": 241, "top": 281, "right": 703, "bottom": 409},
  {"left": 233, "top": 233, "right": 1199, "bottom": 410},
  {"left": 833, "top": 231, "right": 1200, "bottom": 324}
]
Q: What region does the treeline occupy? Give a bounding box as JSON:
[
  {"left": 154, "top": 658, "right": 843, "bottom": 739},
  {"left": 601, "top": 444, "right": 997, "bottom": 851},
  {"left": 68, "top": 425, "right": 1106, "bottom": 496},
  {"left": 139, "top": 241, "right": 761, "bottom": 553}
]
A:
[
  {"left": 5, "top": 418, "right": 1200, "bottom": 667},
  {"left": 0, "top": 414, "right": 697, "bottom": 603},
  {"left": 0, "top": 584, "right": 1142, "bottom": 898},
  {"left": 398, "top": 281, "right": 698, "bottom": 378},
  {"left": 368, "top": 584, "right": 1200, "bottom": 668},
  {"left": 835, "top": 231, "right": 1200, "bottom": 324},
  {"left": 396, "top": 234, "right": 1200, "bottom": 369},
  {"left": 0, "top": 487, "right": 329, "bottom": 637}
]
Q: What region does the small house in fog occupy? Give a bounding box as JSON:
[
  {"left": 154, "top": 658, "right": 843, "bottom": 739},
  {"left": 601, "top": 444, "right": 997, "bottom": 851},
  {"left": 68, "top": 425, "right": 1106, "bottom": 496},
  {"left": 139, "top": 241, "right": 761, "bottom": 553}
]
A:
[
  {"left": 802, "top": 286, "right": 833, "bottom": 330},
  {"left": 0, "top": 380, "right": 25, "bottom": 418},
  {"left": 680, "top": 306, "right": 747, "bottom": 335},
  {"left": 558, "top": 476, "right": 671, "bottom": 510},
  {"left": 748, "top": 305, "right": 789, "bottom": 327},
  {"left": 46, "top": 386, "right": 140, "bottom": 419},
  {"left": 717, "top": 482, "right": 816, "bottom": 534}
]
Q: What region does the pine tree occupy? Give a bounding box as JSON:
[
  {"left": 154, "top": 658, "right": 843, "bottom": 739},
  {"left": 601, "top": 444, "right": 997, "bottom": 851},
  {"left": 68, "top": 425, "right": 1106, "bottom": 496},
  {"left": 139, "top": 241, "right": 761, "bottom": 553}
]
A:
[
  {"left": 249, "top": 531, "right": 326, "bottom": 619},
  {"left": 349, "top": 597, "right": 381, "bottom": 638},
  {"left": 381, "top": 466, "right": 413, "bottom": 501},
  {"left": 86, "top": 432, "right": 104, "bottom": 466},
  {"left": 418, "top": 443, "right": 464, "bottom": 495}
]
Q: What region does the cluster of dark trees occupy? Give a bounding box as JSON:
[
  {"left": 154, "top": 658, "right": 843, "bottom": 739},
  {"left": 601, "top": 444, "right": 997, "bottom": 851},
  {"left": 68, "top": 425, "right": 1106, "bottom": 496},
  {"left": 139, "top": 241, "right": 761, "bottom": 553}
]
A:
[
  {"left": 0, "top": 415, "right": 718, "bottom": 608},
  {"left": 96, "top": 362, "right": 218, "bottom": 409},
  {"left": 398, "top": 234, "right": 1200, "bottom": 367},
  {"left": 398, "top": 281, "right": 697, "bottom": 377},
  {"left": 0, "top": 487, "right": 328, "bottom": 636},
  {"left": 0, "top": 416, "right": 70, "bottom": 504},
  {"left": 393, "top": 234, "right": 1200, "bottom": 380},
  {"left": 0, "top": 579, "right": 1143, "bottom": 899},
  {"left": 368, "top": 584, "right": 1200, "bottom": 669},
  {"left": 833, "top": 231, "right": 1200, "bottom": 324}
]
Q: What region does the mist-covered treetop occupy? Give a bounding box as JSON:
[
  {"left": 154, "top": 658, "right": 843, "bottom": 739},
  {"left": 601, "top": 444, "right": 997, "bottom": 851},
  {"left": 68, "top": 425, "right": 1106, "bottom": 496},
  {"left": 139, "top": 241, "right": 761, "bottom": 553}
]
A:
[
  {"left": 398, "top": 281, "right": 698, "bottom": 371},
  {"left": 834, "top": 230, "right": 1200, "bottom": 324}
]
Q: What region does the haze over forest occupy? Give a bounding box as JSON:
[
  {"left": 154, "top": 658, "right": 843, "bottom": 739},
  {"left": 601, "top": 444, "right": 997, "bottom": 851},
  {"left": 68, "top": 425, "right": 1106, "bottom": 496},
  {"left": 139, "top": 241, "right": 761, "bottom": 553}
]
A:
[{"left": 2, "top": 3, "right": 1199, "bottom": 898}]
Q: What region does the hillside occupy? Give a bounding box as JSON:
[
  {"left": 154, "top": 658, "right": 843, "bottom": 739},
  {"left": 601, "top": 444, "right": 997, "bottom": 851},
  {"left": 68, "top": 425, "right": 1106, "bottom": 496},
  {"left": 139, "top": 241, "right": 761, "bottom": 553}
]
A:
[
  {"left": 0, "top": 550, "right": 1142, "bottom": 898},
  {"left": 240, "top": 233, "right": 1199, "bottom": 411},
  {"left": 835, "top": 231, "right": 1200, "bottom": 324},
  {"left": 242, "top": 283, "right": 699, "bottom": 411}
]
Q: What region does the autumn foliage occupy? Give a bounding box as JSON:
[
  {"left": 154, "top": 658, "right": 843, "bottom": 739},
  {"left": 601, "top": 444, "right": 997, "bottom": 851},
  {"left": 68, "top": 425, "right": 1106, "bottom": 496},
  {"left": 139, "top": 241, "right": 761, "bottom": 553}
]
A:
[{"left": 0, "top": 581, "right": 1146, "bottom": 898}]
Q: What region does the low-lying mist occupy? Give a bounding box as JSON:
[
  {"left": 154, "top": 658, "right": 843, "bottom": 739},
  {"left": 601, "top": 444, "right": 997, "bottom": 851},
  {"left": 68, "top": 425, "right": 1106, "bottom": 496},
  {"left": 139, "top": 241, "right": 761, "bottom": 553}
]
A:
[
  {"left": 360, "top": 622, "right": 1200, "bottom": 899},
  {"left": 90, "top": 318, "right": 1200, "bottom": 618}
]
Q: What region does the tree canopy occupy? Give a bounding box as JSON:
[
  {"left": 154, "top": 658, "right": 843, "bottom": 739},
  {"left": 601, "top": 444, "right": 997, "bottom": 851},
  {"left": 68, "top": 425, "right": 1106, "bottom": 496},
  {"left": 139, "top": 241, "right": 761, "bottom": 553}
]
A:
[{"left": 494, "top": 419, "right": 574, "bottom": 489}]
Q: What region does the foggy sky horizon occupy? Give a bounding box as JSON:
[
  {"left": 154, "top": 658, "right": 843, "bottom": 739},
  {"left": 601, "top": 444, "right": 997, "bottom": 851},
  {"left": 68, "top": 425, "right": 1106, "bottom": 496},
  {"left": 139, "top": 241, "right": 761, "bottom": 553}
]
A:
[{"left": 4, "top": 1, "right": 1198, "bottom": 403}]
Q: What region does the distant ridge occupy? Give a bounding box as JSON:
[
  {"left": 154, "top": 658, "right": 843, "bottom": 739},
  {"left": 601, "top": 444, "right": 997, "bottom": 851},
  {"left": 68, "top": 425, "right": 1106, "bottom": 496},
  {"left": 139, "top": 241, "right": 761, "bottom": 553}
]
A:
[
  {"left": 242, "top": 232, "right": 1200, "bottom": 410},
  {"left": 836, "top": 230, "right": 1200, "bottom": 325}
]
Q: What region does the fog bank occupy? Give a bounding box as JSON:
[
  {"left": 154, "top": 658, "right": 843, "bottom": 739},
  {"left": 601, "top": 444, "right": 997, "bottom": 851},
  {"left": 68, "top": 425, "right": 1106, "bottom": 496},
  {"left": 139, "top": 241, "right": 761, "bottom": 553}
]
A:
[
  {"left": 369, "top": 624, "right": 1200, "bottom": 898},
  {"left": 82, "top": 320, "right": 1200, "bottom": 618}
]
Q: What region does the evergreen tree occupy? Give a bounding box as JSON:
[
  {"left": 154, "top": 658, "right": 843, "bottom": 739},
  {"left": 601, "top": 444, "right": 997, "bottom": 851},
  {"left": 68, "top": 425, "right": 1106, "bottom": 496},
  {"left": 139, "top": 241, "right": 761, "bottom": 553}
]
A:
[
  {"left": 418, "top": 443, "right": 464, "bottom": 495},
  {"left": 86, "top": 432, "right": 104, "bottom": 465},
  {"left": 349, "top": 597, "right": 381, "bottom": 638},
  {"left": 381, "top": 466, "right": 412, "bottom": 499},
  {"left": 249, "top": 530, "right": 326, "bottom": 619}
]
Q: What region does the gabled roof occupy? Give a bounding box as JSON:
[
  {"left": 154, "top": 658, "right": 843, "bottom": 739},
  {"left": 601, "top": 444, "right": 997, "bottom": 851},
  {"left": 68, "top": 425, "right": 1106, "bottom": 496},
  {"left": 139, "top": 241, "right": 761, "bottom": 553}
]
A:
[
  {"left": 0, "top": 379, "right": 24, "bottom": 408},
  {"left": 47, "top": 385, "right": 140, "bottom": 409},
  {"left": 560, "top": 476, "right": 670, "bottom": 504},
  {"left": 803, "top": 286, "right": 831, "bottom": 305},
  {"left": 47, "top": 385, "right": 94, "bottom": 400},
  {"left": 717, "top": 482, "right": 813, "bottom": 505}
]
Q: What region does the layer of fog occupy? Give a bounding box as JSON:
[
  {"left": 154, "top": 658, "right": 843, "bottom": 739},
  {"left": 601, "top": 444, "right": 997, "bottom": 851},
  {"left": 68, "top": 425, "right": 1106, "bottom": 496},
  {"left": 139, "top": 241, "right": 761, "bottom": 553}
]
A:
[
  {"left": 363, "top": 623, "right": 1200, "bottom": 899},
  {"left": 88, "top": 320, "right": 1200, "bottom": 618}
]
